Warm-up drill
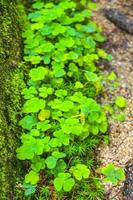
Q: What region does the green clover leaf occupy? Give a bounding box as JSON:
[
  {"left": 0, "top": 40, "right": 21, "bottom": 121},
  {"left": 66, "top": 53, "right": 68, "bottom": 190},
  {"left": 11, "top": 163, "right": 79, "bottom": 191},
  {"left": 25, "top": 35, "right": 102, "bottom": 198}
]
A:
[
  {"left": 75, "top": 81, "right": 84, "bottom": 89},
  {"left": 31, "top": 157, "right": 45, "bottom": 172},
  {"left": 29, "top": 67, "right": 47, "bottom": 81},
  {"left": 23, "top": 183, "right": 36, "bottom": 197},
  {"left": 61, "top": 118, "right": 83, "bottom": 135},
  {"left": 49, "top": 138, "right": 59, "bottom": 148},
  {"left": 30, "top": 129, "right": 40, "bottom": 137},
  {"left": 45, "top": 156, "right": 57, "bottom": 169},
  {"left": 39, "top": 87, "right": 53, "bottom": 98},
  {"left": 23, "top": 97, "right": 45, "bottom": 113},
  {"left": 70, "top": 164, "right": 90, "bottom": 180},
  {"left": 40, "top": 25, "right": 52, "bottom": 36},
  {"left": 35, "top": 42, "right": 54, "bottom": 53},
  {"left": 22, "top": 86, "right": 37, "bottom": 99},
  {"left": 52, "top": 151, "right": 66, "bottom": 159},
  {"left": 25, "top": 170, "right": 39, "bottom": 185},
  {"left": 38, "top": 109, "right": 50, "bottom": 121},
  {"left": 45, "top": 152, "right": 66, "bottom": 169},
  {"left": 100, "top": 164, "right": 125, "bottom": 185},
  {"left": 54, "top": 173, "right": 75, "bottom": 192},
  {"left": 81, "top": 22, "right": 97, "bottom": 33},
  {"left": 85, "top": 71, "right": 99, "bottom": 82},
  {"left": 49, "top": 99, "right": 74, "bottom": 112},
  {"left": 16, "top": 136, "right": 45, "bottom": 160},
  {"left": 32, "top": 2, "right": 44, "bottom": 9},
  {"left": 24, "top": 55, "right": 42, "bottom": 64},
  {"left": 55, "top": 89, "right": 67, "bottom": 98},
  {"left": 19, "top": 115, "right": 37, "bottom": 130},
  {"left": 115, "top": 96, "right": 127, "bottom": 108},
  {"left": 53, "top": 130, "right": 70, "bottom": 146},
  {"left": 37, "top": 120, "right": 51, "bottom": 131},
  {"left": 52, "top": 160, "right": 66, "bottom": 175}
]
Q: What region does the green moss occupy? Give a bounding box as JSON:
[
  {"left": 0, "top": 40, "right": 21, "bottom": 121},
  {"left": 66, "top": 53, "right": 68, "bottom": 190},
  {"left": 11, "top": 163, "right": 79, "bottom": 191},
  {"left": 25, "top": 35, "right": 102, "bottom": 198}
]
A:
[
  {"left": 0, "top": 0, "right": 27, "bottom": 199},
  {"left": 0, "top": 67, "right": 26, "bottom": 199}
]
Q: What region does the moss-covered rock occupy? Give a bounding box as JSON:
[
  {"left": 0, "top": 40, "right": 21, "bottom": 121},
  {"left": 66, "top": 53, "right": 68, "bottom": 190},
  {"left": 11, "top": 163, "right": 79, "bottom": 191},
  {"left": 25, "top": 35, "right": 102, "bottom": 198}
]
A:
[{"left": 0, "top": 0, "right": 26, "bottom": 199}]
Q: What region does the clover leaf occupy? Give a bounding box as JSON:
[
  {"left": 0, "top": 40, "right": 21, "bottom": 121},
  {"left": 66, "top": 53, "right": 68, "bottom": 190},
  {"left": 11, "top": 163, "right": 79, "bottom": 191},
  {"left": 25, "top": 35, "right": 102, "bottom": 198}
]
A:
[
  {"left": 94, "top": 33, "right": 105, "bottom": 42},
  {"left": 115, "top": 96, "right": 127, "bottom": 108},
  {"left": 75, "top": 81, "right": 83, "bottom": 89},
  {"left": 97, "top": 49, "right": 108, "bottom": 59},
  {"left": 112, "top": 113, "right": 126, "bottom": 122},
  {"left": 81, "top": 22, "right": 96, "bottom": 33},
  {"left": 25, "top": 170, "right": 39, "bottom": 185},
  {"left": 38, "top": 109, "right": 50, "bottom": 121},
  {"left": 19, "top": 115, "right": 37, "bottom": 130},
  {"left": 70, "top": 164, "right": 90, "bottom": 180},
  {"left": 53, "top": 67, "right": 66, "bottom": 78},
  {"left": 52, "top": 151, "right": 66, "bottom": 159},
  {"left": 88, "top": 2, "right": 97, "bottom": 10},
  {"left": 45, "top": 151, "right": 66, "bottom": 169},
  {"left": 81, "top": 99, "right": 101, "bottom": 115},
  {"left": 32, "top": 2, "right": 44, "bottom": 9},
  {"left": 45, "top": 156, "right": 57, "bottom": 169},
  {"left": 23, "top": 97, "right": 45, "bottom": 113},
  {"left": 40, "top": 25, "right": 52, "bottom": 36},
  {"left": 37, "top": 120, "right": 51, "bottom": 131},
  {"left": 30, "top": 129, "right": 40, "bottom": 137},
  {"left": 52, "top": 111, "right": 63, "bottom": 120},
  {"left": 61, "top": 118, "right": 83, "bottom": 135},
  {"left": 54, "top": 173, "right": 75, "bottom": 192},
  {"left": 68, "top": 51, "right": 78, "bottom": 60},
  {"left": 16, "top": 137, "right": 44, "bottom": 160},
  {"left": 29, "top": 67, "right": 47, "bottom": 81},
  {"left": 100, "top": 164, "right": 125, "bottom": 185},
  {"left": 53, "top": 130, "right": 70, "bottom": 146},
  {"left": 49, "top": 99, "right": 74, "bottom": 112},
  {"left": 49, "top": 138, "right": 59, "bottom": 148},
  {"left": 85, "top": 71, "right": 99, "bottom": 82},
  {"left": 39, "top": 87, "right": 53, "bottom": 98},
  {"left": 55, "top": 89, "right": 67, "bottom": 98},
  {"left": 52, "top": 159, "right": 66, "bottom": 175},
  {"left": 22, "top": 86, "right": 37, "bottom": 99},
  {"left": 23, "top": 183, "right": 36, "bottom": 197},
  {"left": 107, "top": 71, "right": 117, "bottom": 81},
  {"left": 25, "top": 55, "right": 42, "bottom": 64},
  {"left": 31, "top": 157, "right": 45, "bottom": 172},
  {"left": 52, "top": 23, "right": 66, "bottom": 35},
  {"left": 35, "top": 42, "right": 54, "bottom": 53}
]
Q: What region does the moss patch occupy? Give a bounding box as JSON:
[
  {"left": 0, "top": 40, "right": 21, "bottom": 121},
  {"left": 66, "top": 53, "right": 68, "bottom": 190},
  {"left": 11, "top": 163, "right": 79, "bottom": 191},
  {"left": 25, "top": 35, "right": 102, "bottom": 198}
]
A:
[{"left": 0, "top": 0, "right": 26, "bottom": 199}]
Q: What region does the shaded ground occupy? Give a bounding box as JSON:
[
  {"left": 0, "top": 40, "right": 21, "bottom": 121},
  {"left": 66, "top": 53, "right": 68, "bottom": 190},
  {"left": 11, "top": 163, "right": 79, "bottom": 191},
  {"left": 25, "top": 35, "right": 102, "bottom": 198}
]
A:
[{"left": 94, "top": 0, "right": 133, "bottom": 199}]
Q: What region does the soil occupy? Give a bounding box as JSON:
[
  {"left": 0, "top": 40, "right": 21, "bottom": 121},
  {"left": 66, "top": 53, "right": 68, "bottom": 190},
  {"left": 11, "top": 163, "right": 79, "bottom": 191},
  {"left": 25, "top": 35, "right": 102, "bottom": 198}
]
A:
[{"left": 93, "top": 0, "right": 133, "bottom": 199}]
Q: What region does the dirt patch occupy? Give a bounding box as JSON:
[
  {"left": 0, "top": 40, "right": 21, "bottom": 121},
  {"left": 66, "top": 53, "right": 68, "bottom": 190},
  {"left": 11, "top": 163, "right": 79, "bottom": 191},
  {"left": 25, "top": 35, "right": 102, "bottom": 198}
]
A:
[{"left": 94, "top": 0, "right": 133, "bottom": 199}]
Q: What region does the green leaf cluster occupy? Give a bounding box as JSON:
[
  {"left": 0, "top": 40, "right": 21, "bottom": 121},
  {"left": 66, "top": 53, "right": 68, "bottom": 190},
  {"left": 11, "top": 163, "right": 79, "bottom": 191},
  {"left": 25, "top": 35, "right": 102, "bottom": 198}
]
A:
[{"left": 16, "top": 0, "right": 113, "bottom": 198}]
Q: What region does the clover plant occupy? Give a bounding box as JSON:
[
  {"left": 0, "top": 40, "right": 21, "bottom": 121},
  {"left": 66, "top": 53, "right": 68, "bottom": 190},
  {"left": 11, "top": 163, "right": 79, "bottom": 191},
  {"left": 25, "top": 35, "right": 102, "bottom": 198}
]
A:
[
  {"left": 54, "top": 173, "right": 75, "bottom": 192},
  {"left": 115, "top": 96, "right": 127, "bottom": 108},
  {"left": 16, "top": 0, "right": 116, "bottom": 198},
  {"left": 70, "top": 164, "right": 90, "bottom": 180},
  {"left": 100, "top": 164, "right": 125, "bottom": 185}
]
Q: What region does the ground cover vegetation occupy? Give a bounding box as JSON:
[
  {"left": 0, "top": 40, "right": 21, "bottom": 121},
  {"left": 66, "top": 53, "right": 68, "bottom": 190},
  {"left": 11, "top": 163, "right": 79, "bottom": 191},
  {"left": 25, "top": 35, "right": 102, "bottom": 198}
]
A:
[{"left": 16, "top": 0, "right": 126, "bottom": 199}]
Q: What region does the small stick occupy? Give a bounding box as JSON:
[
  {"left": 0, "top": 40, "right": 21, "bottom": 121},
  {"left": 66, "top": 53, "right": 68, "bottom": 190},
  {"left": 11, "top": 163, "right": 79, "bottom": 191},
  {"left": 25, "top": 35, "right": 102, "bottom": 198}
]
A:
[{"left": 104, "top": 9, "right": 133, "bottom": 34}]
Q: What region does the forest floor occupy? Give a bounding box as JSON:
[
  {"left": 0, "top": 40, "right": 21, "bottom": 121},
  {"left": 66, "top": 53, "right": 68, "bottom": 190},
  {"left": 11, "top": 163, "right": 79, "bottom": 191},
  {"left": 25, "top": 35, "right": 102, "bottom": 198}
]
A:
[{"left": 94, "top": 0, "right": 133, "bottom": 199}]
